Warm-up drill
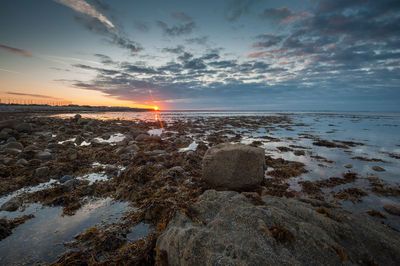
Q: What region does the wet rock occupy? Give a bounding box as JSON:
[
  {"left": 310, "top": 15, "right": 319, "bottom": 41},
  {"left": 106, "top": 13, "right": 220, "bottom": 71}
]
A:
[
  {"left": 64, "top": 179, "right": 78, "bottom": 189},
  {"left": 75, "top": 135, "right": 83, "bottom": 145},
  {"left": 15, "top": 122, "right": 32, "bottom": 133},
  {"left": 0, "top": 197, "right": 22, "bottom": 212},
  {"left": 146, "top": 150, "right": 165, "bottom": 156},
  {"left": 0, "top": 130, "right": 9, "bottom": 140},
  {"left": 202, "top": 143, "right": 265, "bottom": 190},
  {"left": 60, "top": 175, "right": 73, "bottom": 183},
  {"left": 35, "top": 166, "right": 49, "bottom": 178},
  {"left": 35, "top": 151, "right": 52, "bottom": 160},
  {"left": 74, "top": 114, "right": 82, "bottom": 121},
  {"left": 372, "top": 166, "right": 385, "bottom": 172},
  {"left": 4, "top": 148, "right": 21, "bottom": 156},
  {"left": 344, "top": 164, "right": 353, "bottom": 169},
  {"left": 16, "top": 158, "right": 28, "bottom": 166},
  {"left": 157, "top": 190, "right": 400, "bottom": 266},
  {"left": 383, "top": 203, "right": 400, "bottom": 216},
  {"left": 83, "top": 125, "right": 93, "bottom": 132},
  {"left": 116, "top": 144, "right": 139, "bottom": 155},
  {"left": 6, "top": 137, "right": 17, "bottom": 143},
  {"left": 77, "top": 118, "right": 87, "bottom": 125},
  {"left": 0, "top": 120, "right": 18, "bottom": 130},
  {"left": 5, "top": 141, "right": 23, "bottom": 150},
  {"left": 135, "top": 134, "right": 150, "bottom": 142}
]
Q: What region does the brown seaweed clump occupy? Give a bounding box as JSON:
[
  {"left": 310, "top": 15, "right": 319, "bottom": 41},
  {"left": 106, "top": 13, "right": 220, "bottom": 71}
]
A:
[
  {"left": 0, "top": 214, "right": 34, "bottom": 241},
  {"left": 269, "top": 224, "right": 295, "bottom": 244},
  {"left": 265, "top": 156, "right": 308, "bottom": 179}
]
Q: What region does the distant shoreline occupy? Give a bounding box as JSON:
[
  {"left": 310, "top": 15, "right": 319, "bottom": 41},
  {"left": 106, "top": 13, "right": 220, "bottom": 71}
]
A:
[{"left": 0, "top": 104, "right": 151, "bottom": 113}]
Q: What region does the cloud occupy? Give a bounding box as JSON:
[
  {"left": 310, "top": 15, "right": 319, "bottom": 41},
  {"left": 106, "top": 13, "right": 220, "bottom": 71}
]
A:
[
  {"left": 0, "top": 44, "right": 33, "bottom": 57},
  {"left": 7, "top": 92, "right": 62, "bottom": 99},
  {"left": 185, "top": 36, "right": 208, "bottom": 45},
  {"left": 162, "top": 45, "right": 185, "bottom": 54},
  {"left": 252, "top": 34, "right": 284, "bottom": 49},
  {"left": 54, "top": 0, "right": 115, "bottom": 29},
  {"left": 258, "top": 7, "right": 294, "bottom": 23},
  {"left": 133, "top": 20, "right": 151, "bottom": 32},
  {"left": 171, "top": 12, "right": 192, "bottom": 21},
  {"left": 225, "top": 0, "right": 260, "bottom": 22},
  {"left": 73, "top": 15, "right": 141, "bottom": 52},
  {"left": 157, "top": 21, "right": 195, "bottom": 36},
  {"left": 55, "top": 0, "right": 141, "bottom": 53}
]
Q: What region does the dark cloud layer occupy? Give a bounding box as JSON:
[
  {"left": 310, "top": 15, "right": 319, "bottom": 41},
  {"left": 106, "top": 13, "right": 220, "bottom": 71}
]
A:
[
  {"left": 56, "top": 0, "right": 400, "bottom": 110},
  {"left": 157, "top": 20, "right": 195, "bottom": 36},
  {"left": 0, "top": 44, "right": 33, "bottom": 57}
]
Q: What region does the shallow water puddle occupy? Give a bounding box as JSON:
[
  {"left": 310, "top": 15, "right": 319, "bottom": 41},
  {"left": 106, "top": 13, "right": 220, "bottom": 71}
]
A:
[
  {"left": 127, "top": 223, "right": 154, "bottom": 241},
  {"left": 0, "top": 198, "right": 129, "bottom": 265}
]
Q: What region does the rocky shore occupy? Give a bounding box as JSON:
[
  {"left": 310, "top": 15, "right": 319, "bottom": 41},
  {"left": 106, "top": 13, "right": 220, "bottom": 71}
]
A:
[{"left": 0, "top": 112, "right": 399, "bottom": 265}]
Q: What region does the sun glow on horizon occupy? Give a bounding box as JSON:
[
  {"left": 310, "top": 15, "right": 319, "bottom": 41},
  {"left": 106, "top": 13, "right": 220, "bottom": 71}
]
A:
[{"left": 153, "top": 106, "right": 159, "bottom": 111}]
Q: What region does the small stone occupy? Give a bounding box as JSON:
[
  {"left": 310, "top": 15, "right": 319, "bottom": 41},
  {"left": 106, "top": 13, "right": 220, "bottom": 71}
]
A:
[
  {"left": 4, "top": 148, "right": 21, "bottom": 156},
  {"left": 344, "top": 164, "right": 353, "bottom": 169},
  {"left": 15, "top": 122, "right": 32, "bottom": 133},
  {"left": 5, "top": 141, "right": 23, "bottom": 150},
  {"left": 6, "top": 137, "right": 17, "bottom": 143},
  {"left": 60, "top": 175, "right": 73, "bottom": 183},
  {"left": 35, "top": 151, "right": 52, "bottom": 160},
  {"left": 135, "top": 134, "right": 150, "bottom": 142},
  {"left": 16, "top": 159, "right": 28, "bottom": 166},
  {"left": 64, "top": 179, "right": 78, "bottom": 190},
  {"left": 74, "top": 114, "right": 82, "bottom": 120},
  {"left": 75, "top": 135, "right": 83, "bottom": 145},
  {"left": 372, "top": 166, "right": 385, "bottom": 172},
  {"left": 0, "top": 131, "right": 9, "bottom": 140},
  {"left": 35, "top": 166, "right": 49, "bottom": 178},
  {"left": 0, "top": 197, "right": 22, "bottom": 212},
  {"left": 383, "top": 203, "right": 400, "bottom": 216}
]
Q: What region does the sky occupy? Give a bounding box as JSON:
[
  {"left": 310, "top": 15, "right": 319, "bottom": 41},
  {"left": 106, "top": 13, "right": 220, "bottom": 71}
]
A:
[{"left": 0, "top": 0, "right": 399, "bottom": 111}]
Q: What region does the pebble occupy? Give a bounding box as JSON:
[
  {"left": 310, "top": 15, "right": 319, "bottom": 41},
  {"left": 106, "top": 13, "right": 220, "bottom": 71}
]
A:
[{"left": 35, "top": 166, "right": 49, "bottom": 178}]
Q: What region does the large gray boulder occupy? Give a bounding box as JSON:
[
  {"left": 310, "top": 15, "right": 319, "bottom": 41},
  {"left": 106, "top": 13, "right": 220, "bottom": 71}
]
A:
[
  {"left": 202, "top": 143, "right": 265, "bottom": 190},
  {"left": 156, "top": 190, "right": 400, "bottom": 266}
]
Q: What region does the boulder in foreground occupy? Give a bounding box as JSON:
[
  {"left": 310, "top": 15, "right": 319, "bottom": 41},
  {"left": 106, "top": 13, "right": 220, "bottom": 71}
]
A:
[
  {"left": 156, "top": 190, "right": 400, "bottom": 266},
  {"left": 202, "top": 143, "right": 265, "bottom": 190}
]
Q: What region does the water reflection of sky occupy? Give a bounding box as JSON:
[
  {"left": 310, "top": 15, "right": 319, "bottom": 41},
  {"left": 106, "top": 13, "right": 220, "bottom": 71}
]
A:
[{"left": 0, "top": 198, "right": 129, "bottom": 265}]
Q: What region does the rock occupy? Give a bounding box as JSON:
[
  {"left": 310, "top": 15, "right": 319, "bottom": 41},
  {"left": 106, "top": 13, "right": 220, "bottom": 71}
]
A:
[
  {"left": 383, "top": 203, "right": 400, "bottom": 216},
  {"left": 35, "top": 166, "right": 49, "bottom": 178},
  {"left": 15, "top": 122, "right": 32, "bottom": 133},
  {"left": 35, "top": 151, "right": 52, "bottom": 160},
  {"left": 372, "top": 166, "right": 385, "bottom": 172},
  {"left": 75, "top": 135, "right": 83, "bottom": 145},
  {"left": 60, "top": 175, "right": 73, "bottom": 183},
  {"left": 74, "top": 114, "right": 82, "bottom": 120},
  {"left": 116, "top": 144, "right": 139, "bottom": 155},
  {"left": 135, "top": 134, "right": 150, "bottom": 142},
  {"left": 5, "top": 141, "right": 23, "bottom": 150},
  {"left": 202, "top": 143, "right": 265, "bottom": 190},
  {"left": 16, "top": 158, "right": 28, "bottom": 166},
  {"left": 0, "top": 197, "right": 22, "bottom": 211},
  {"left": 0, "top": 120, "right": 18, "bottom": 130},
  {"left": 77, "top": 118, "right": 87, "bottom": 125},
  {"left": 4, "top": 148, "right": 21, "bottom": 156},
  {"left": 0, "top": 131, "right": 9, "bottom": 140},
  {"left": 146, "top": 150, "right": 166, "bottom": 156},
  {"left": 6, "top": 137, "right": 17, "bottom": 143},
  {"left": 83, "top": 125, "right": 93, "bottom": 132},
  {"left": 64, "top": 179, "right": 78, "bottom": 190},
  {"left": 156, "top": 190, "right": 400, "bottom": 266},
  {"left": 344, "top": 164, "right": 353, "bottom": 169}
]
